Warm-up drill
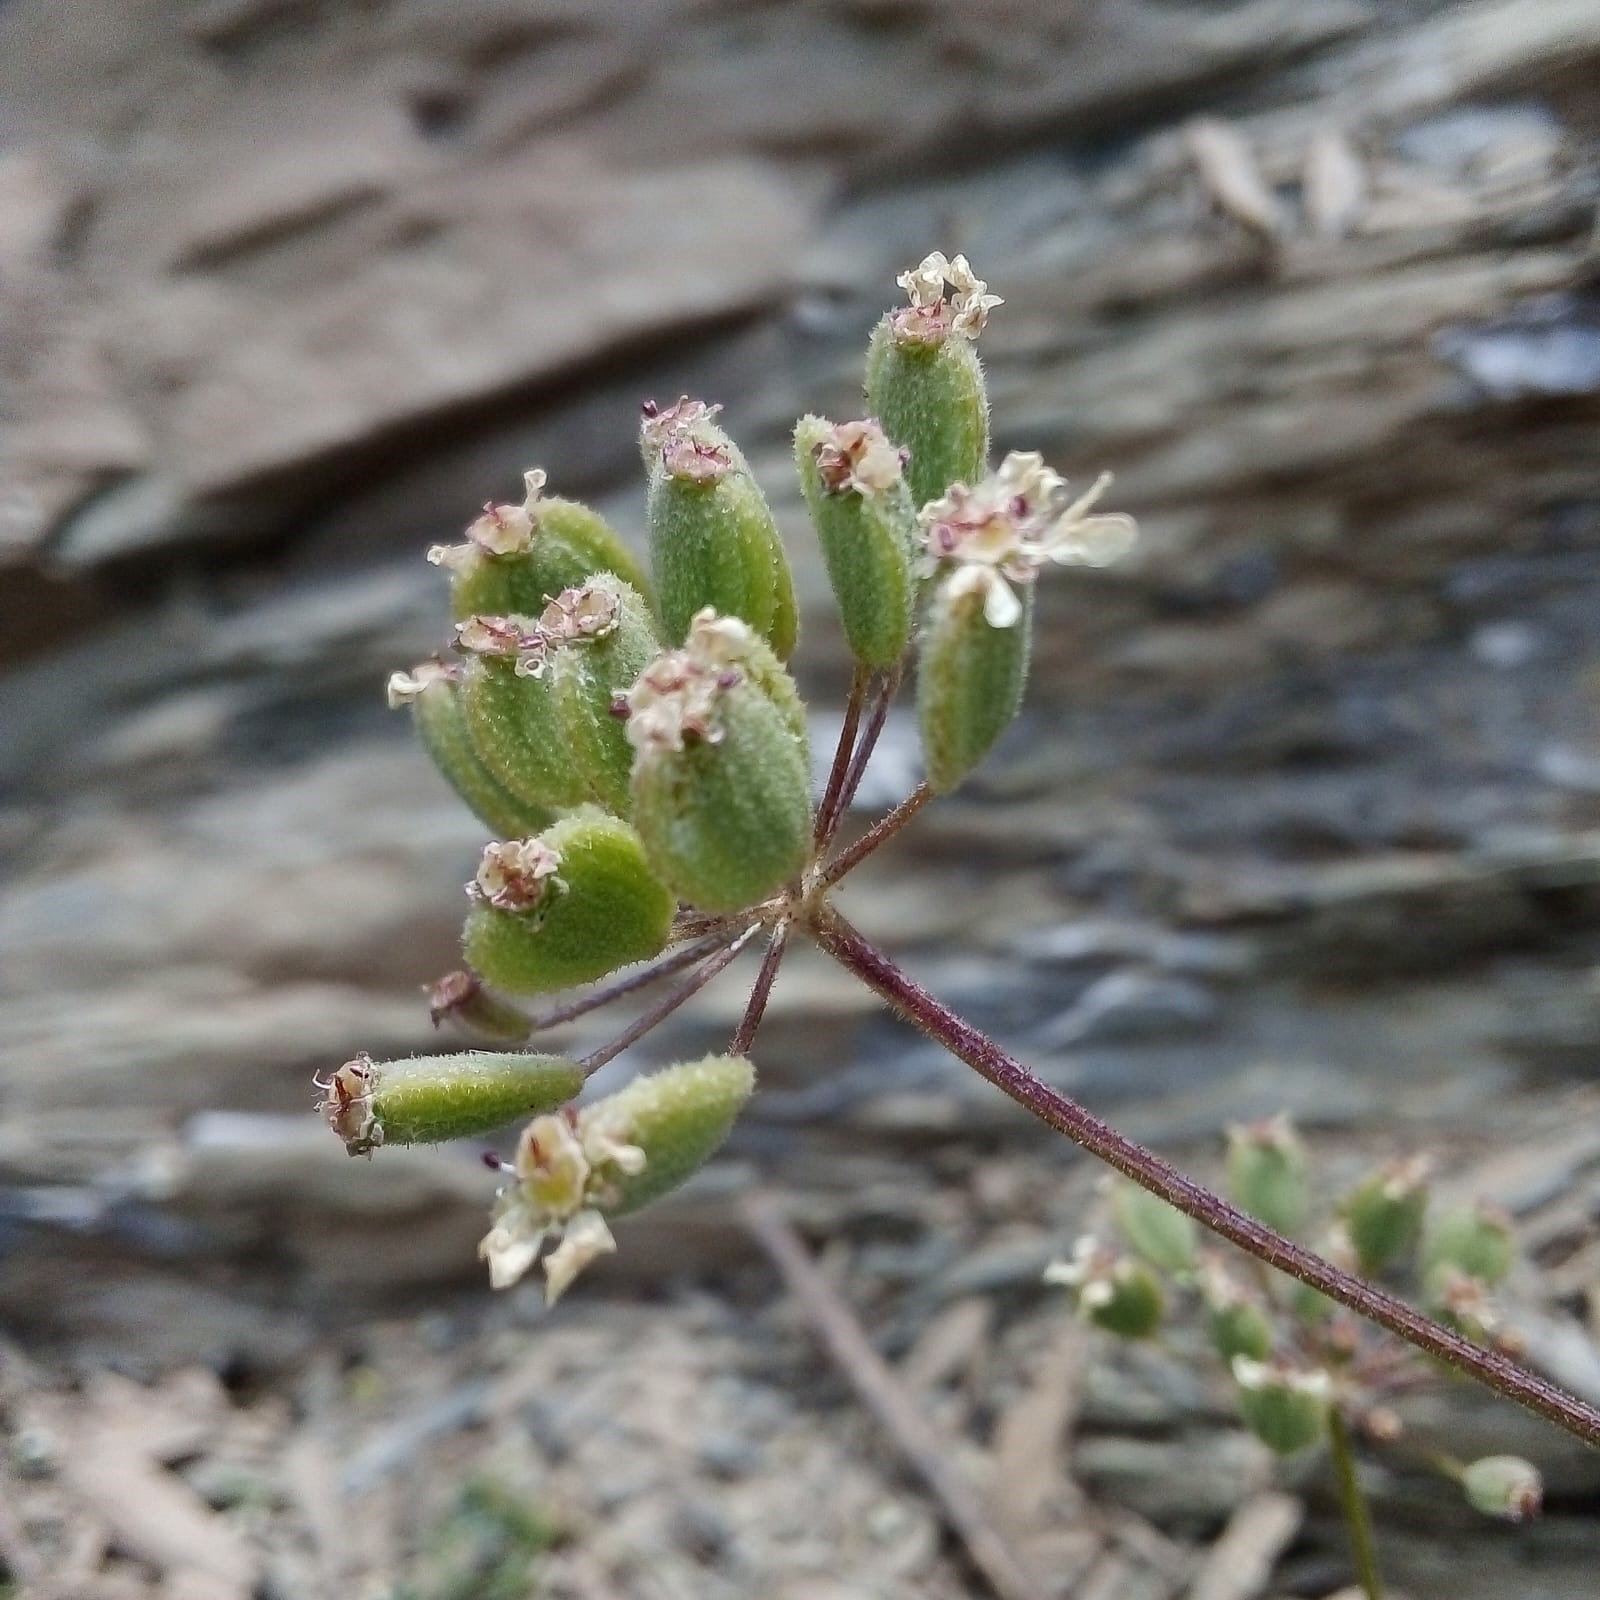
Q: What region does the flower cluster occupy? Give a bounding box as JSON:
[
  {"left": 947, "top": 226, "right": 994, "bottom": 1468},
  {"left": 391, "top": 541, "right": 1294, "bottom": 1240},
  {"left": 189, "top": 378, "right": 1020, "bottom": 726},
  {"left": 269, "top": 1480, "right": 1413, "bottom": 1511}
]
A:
[
  {"left": 920, "top": 452, "right": 1138, "bottom": 627},
  {"left": 471, "top": 837, "right": 564, "bottom": 913},
  {"left": 811, "top": 418, "right": 906, "bottom": 497},
  {"left": 641, "top": 395, "right": 732, "bottom": 483},
  {"left": 623, "top": 608, "right": 757, "bottom": 753},
  {"left": 479, "top": 1106, "right": 646, "bottom": 1300},
  {"left": 427, "top": 469, "right": 550, "bottom": 570},
  {"left": 892, "top": 250, "right": 1003, "bottom": 344}
]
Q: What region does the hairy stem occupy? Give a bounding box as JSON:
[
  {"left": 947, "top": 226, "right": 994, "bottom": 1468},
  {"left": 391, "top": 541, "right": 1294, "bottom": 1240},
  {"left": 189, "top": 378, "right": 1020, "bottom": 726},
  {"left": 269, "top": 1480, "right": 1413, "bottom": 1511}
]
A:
[
  {"left": 818, "top": 783, "right": 931, "bottom": 889},
  {"left": 809, "top": 904, "right": 1600, "bottom": 1449},
  {"left": 821, "top": 665, "right": 902, "bottom": 847},
  {"left": 580, "top": 925, "right": 760, "bottom": 1076},
  {"left": 732, "top": 920, "right": 791, "bottom": 1054},
  {"left": 524, "top": 934, "right": 737, "bottom": 1033},
  {"left": 815, "top": 667, "right": 870, "bottom": 844},
  {"left": 1329, "top": 1406, "right": 1384, "bottom": 1600}
]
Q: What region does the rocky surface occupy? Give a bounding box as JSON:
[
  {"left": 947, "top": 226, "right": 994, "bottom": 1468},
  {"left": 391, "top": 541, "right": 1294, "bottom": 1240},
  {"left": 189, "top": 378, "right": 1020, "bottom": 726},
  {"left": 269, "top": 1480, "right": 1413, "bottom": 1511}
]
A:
[{"left": 2, "top": 0, "right": 1599, "bottom": 1594}]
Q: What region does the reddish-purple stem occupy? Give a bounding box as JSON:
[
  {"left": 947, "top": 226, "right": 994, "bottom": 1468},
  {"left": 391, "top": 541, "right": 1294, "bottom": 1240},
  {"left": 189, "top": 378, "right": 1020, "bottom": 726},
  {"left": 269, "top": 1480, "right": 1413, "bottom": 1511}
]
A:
[
  {"left": 815, "top": 667, "right": 870, "bottom": 844},
  {"left": 731, "top": 921, "right": 791, "bottom": 1054},
  {"left": 818, "top": 784, "right": 931, "bottom": 890},
  {"left": 810, "top": 904, "right": 1600, "bottom": 1450}
]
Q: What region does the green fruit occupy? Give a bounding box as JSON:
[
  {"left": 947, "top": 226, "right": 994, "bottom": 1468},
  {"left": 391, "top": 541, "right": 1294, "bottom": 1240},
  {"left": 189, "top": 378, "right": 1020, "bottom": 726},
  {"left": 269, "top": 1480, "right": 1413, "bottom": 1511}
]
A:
[
  {"left": 1208, "top": 1299, "right": 1274, "bottom": 1365},
  {"left": 443, "top": 495, "right": 649, "bottom": 622},
  {"left": 545, "top": 577, "right": 663, "bottom": 815},
  {"left": 794, "top": 414, "right": 917, "bottom": 669},
  {"left": 1111, "top": 1182, "right": 1198, "bottom": 1274},
  {"left": 916, "top": 574, "right": 1032, "bottom": 794},
  {"left": 1232, "top": 1360, "right": 1330, "bottom": 1454},
  {"left": 320, "top": 1050, "right": 582, "bottom": 1155},
  {"left": 1422, "top": 1203, "right": 1515, "bottom": 1290},
  {"left": 1341, "top": 1161, "right": 1429, "bottom": 1276},
  {"left": 1085, "top": 1260, "right": 1165, "bottom": 1340},
  {"left": 631, "top": 680, "right": 811, "bottom": 914},
  {"left": 391, "top": 663, "right": 557, "bottom": 838},
  {"left": 644, "top": 402, "right": 798, "bottom": 659},
  {"left": 463, "top": 813, "right": 675, "bottom": 995},
  {"left": 459, "top": 650, "right": 592, "bottom": 813},
  {"left": 864, "top": 317, "right": 989, "bottom": 510},
  {"left": 589, "top": 1054, "right": 757, "bottom": 1216},
  {"left": 1225, "top": 1117, "right": 1311, "bottom": 1238}
]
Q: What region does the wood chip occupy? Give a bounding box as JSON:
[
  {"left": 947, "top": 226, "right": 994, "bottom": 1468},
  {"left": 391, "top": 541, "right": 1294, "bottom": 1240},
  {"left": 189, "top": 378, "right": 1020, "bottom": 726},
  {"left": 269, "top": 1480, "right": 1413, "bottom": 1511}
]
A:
[
  {"left": 1184, "top": 1491, "right": 1303, "bottom": 1600},
  {"left": 1185, "top": 119, "right": 1285, "bottom": 239},
  {"left": 1303, "top": 128, "right": 1365, "bottom": 237}
]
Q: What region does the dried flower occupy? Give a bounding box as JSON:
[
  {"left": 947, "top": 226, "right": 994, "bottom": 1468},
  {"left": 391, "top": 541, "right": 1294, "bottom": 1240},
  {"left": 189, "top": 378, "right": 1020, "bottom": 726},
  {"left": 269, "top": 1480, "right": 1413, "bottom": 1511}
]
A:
[
  {"left": 471, "top": 837, "right": 564, "bottom": 913},
  {"left": 640, "top": 395, "right": 732, "bottom": 482},
  {"left": 812, "top": 418, "right": 906, "bottom": 497},
  {"left": 454, "top": 614, "right": 550, "bottom": 678},
  {"left": 538, "top": 584, "right": 621, "bottom": 643},
  {"left": 892, "top": 250, "right": 1003, "bottom": 344}
]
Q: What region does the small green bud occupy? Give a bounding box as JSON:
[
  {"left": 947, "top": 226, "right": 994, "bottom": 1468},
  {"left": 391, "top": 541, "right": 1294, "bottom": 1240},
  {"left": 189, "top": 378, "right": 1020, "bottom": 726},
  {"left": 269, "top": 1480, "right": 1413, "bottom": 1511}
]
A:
[
  {"left": 456, "top": 616, "right": 592, "bottom": 812},
  {"left": 1110, "top": 1181, "right": 1197, "bottom": 1274},
  {"left": 1341, "top": 1155, "right": 1431, "bottom": 1276},
  {"left": 794, "top": 415, "right": 916, "bottom": 669},
  {"left": 462, "top": 815, "right": 675, "bottom": 996},
  {"left": 1231, "top": 1357, "right": 1331, "bottom": 1454},
  {"left": 386, "top": 660, "right": 557, "bottom": 839},
  {"left": 319, "top": 1049, "right": 582, "bottom": 1156},
  {"left": 1226, "top": 1115, "right": 1311, "bottom": 1237},
  {"left": 643, "top": 398, "right": 799, "bottom": 660},
  {"left": 542, "top": 577, "right": 663, "bottom": 815},
  {"left": 1422, "top": 1202, "right": 1515, "bottom": 1291},
  {"left": 1197, "top": 1256, "right": 1275, "bottom": 1365},
  {"left": 916, "top": 570, "right": 1032, "bottom": 795},
  {"left": 1461, "top": 1455, "right": 1542, "bottom": 1522},
  {"left": 428, "top": 469, "right": 649, "bottom": 622},
  {"left": 1428, "top": 1268, "right": 1504, "bottom": 1346},
  {"left": 627, "top": 613, "right": 812, "bottom": 912},
  {"left": 1044, "top": 1238, "right": 1165, "bottom": 1339},
  {"left": 865, "top": 251, "right": 998, "bottom": 508},
  {"left": 479, "top": 1054, "right": 755, "bottom": 1301},
  {"left": 425, "top": 970, "right": 533, "bottom": 1044}
]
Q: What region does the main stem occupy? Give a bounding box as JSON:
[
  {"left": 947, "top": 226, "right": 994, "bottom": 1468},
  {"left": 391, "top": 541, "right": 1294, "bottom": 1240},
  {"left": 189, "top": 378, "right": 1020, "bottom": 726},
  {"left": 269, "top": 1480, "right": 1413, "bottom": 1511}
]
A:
[
  {"left": 1328, "top": 1406, "right": 1384, "bottom": 1600},
  {"left": 809, "top": 904, "right": 1600, "bottom": 1449}
]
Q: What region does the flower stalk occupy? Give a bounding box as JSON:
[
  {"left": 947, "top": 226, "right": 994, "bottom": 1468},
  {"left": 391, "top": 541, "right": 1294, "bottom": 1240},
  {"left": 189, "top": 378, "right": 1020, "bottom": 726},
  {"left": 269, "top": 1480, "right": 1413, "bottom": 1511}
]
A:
[{"left": 806, "top": 901, "right": 1600, "bottom": 1449}]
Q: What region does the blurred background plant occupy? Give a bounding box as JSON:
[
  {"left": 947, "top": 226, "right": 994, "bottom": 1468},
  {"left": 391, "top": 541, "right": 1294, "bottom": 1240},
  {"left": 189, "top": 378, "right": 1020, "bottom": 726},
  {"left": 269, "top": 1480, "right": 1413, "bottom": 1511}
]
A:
[{"left": 4, "top": 3, "right": 1600, "bottom": 1597}]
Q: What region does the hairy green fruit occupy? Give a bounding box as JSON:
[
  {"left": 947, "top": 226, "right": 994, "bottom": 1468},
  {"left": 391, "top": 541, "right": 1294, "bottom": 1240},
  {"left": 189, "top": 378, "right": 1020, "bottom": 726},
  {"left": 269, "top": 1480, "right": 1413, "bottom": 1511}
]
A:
[
  {"left": 1341, "top": 1158, "right": 1429, "bottom": 1277},
  {"left": 643, "top": 398, "right": 799, "bottom": 659},
  {"left": 462, "top": 814, "right": 674, "bottom": 996},
  {"left": 1226, "top": 1116, "right": 1311, "bottom": 1238},
  {"left": 864, "top": 318, "right": 989, "bottom": 510},
  {"left": 1208, "top": 1298, "right": 1275, "bottom": 1366},
  {"left": 388, "top": 662, "right": 556, "bottom": 839},
  {"left": 794, "top": 415, "right": 917, "bottom": 669},
  {"left": 1111, "top": 1181, "right": 1198, "bottom": 1274},
  {"left": 1422, "top": 1203, "right": 1515, "bottom": 1291},
  {"left": 1232, "top": 1359, "right": 1330, "bottom": 1454},
  {"left": 543, "top": 577, "right": 663, "bottom": 815},
  {"left": 320, "top": 1050, "right": 582, "bottom": 1156},
  {"left": 917, "top": 575, "right": 1032, "bottom": 794},
  {"left": 1462, "top": 1455, "right": 1542, "bottom": 1522},
  {"left": 592, "top": 1054, "right": 757, "bottom": 1216},
  {"left": 432, "top": 472, "right": 648, "bottom": 622},
  {"left": 627, "top": 625, "right": 812, "bottom": 913},
  {"left": 458, "top": 637, "right": 591, "bottom": 813}
]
